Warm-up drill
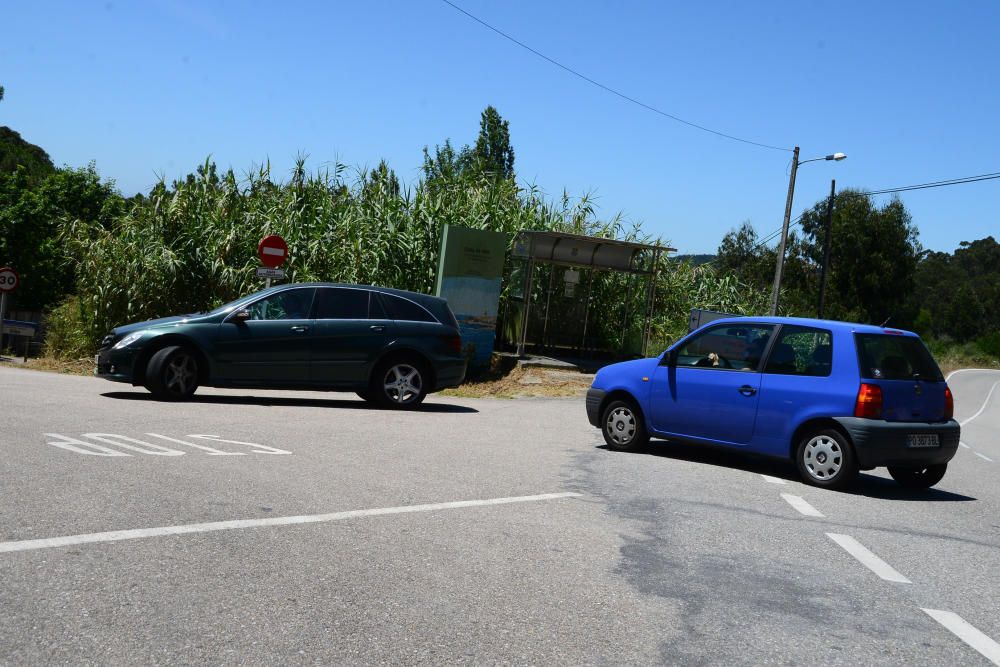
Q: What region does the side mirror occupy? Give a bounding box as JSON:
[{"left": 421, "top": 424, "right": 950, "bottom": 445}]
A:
[{"left": 231, "top": 310, "right": 251, "bottom": 323}]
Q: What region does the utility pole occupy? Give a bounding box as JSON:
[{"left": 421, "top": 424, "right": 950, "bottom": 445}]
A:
[
  {"left": 769, "top": 146, "right": 800, "bottom": 316},
  {"left": 817, "top": 179, "right": 836, "bottom": 319}
]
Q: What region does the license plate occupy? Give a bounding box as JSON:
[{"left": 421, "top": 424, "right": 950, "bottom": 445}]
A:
[{"left": 907, "top": 434, "right": 939, "bottom": 448}]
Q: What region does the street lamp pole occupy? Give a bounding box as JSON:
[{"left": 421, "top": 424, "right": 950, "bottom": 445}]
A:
[
  {"left": 768, "top": 148, "right": 846, "bottom": 316},
  {"left": 769, "top": 146, "right": 800, "bottom": 316}
]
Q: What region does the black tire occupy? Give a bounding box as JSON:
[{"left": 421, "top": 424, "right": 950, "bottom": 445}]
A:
[
  {"left": 371, "top": 357, "right": 429, "bottom": 409},
  {"left": 601, "top": 399, "right": 649, "bottom": 452},
  {"left": 795, "top": 428, "right": 858, "bottom": 489},
  {"left": 145, "top": 345, "right": 200, "bottom": 401},
  {"left": 887, "top": 463, "right": 947, "bottom": 489}
]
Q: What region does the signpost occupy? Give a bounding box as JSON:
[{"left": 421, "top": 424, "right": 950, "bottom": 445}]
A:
[
  {"left": 0, "top": 266, "right": 20, "bottom": 358},
  {"left": 257, "top": 235, "right": 288, "bottom": 287}
]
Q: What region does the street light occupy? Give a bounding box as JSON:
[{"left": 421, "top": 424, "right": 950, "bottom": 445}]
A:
[{"left": 768, "top": 147, "right": 847, "bottom": 315}]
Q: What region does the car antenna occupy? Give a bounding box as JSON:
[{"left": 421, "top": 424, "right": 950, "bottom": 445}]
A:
[{"left": 880, "top": 315, "right": 892, "bottom": 327}]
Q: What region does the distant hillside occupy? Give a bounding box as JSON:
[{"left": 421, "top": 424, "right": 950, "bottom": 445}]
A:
[
  {"left": 672, "top": 254, "right": 716, "bottom": 266},
  {"left": 0, "top": 126, "right": 55, "bottom": 182}
]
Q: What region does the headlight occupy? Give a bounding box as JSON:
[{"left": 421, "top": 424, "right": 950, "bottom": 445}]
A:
[{"left": 112, "top": 332, "right": 144, "bottom": 350}]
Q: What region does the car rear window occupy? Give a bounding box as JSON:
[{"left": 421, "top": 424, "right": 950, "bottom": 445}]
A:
[
  {"left": 380, "top": 294, "right": 437, "bottom": 323},
  {"left": 855, "top": 334, "right": 944, "bottom": 382}
]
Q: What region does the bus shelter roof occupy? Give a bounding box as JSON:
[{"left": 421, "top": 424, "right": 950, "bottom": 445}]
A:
[{"left": 512, "top": 230, "right": 673, "bottom": 274}]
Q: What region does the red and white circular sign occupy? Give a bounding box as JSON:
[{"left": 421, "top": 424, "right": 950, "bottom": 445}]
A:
[
  {"left": 0, "top": 266, "right": 19, "bottom": 293},
  {"left": 257, "top": 235, "right": 289, "bottom": 268}
]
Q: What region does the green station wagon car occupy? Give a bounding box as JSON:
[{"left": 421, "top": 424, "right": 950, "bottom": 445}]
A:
[{"left": 95, "top": 283, "right": 466, "bottom": 408}]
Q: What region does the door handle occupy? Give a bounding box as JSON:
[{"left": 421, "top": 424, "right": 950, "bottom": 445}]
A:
[
  {"left": 369, "top": 325, "right": 385, "bottom": 333},
  {"left": 290, "top": 325, "right": 309, "bottom": 333},
  {"left": 738, "top": 385, "right": 757, "bottom": 397}
]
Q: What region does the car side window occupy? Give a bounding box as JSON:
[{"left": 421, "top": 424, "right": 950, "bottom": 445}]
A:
[
  {"left": 381, "top": 294, "right": 437, "bottom": 323},
  {"left": 313, "top": 288, "right": 370, "bottom": 320},
  {"left": 676, "top": 325, "right": 775, "bottom": 371},
  {"left": 764, "top": 326, "right": 833, "bottom": 376},
  {"left": 245, "top": 288, "right": 316, "bottom": 321}
]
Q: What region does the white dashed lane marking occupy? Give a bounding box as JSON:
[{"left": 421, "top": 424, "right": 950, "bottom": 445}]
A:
[
  {"left": 826, "top": 533, "right": 911, "bottom": 583},
  {"left": 960, "top": 441, "right": 971, "bottom": 449},
  {"left": 780, "top": 493, "right": 824, "bottom": 517},
  {"left": 760, "top": 474, "right": 786, "bottom": 485},
  {"left": 960, "top": 381, "right": 1000, "bottom": 427},
  {"left": 0, "top": 492, "right": 582, "bottom": 554},
  {"left": 974, "top": 452, "right": 994, "bottom": 462},
  {"left": 922, "top": 609, "right": 1000, "bottom": 665}
]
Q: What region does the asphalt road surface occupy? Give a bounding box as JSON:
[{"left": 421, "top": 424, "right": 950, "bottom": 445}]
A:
[{"left": 2, "top": 365, "right": 999, "bottom": 665}]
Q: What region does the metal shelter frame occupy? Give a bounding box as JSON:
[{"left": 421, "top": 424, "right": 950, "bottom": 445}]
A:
[{"left": 511, "top": 231, "right": 674, "bottom": 358}]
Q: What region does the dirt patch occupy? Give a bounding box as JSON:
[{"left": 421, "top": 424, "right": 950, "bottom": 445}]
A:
[{"left": 440, "top": 365, "right": 593, "bottom": 399}]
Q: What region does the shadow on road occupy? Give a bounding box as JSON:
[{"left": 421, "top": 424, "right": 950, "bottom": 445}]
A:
[
  {"left": 599, "top": 440, "right": 976, "bottom": 501},
  {"left": 101, "top": 392, "right": 479, "bottom": 413},
  {"left": 845, "top": 474, "right": 975, "bottom": 502}
]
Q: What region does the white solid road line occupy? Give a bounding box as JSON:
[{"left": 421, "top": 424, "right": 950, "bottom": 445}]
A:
[
  {"left": 960, "top": 381, "right": 1000, "bottom": 427},
  {"left": 975, "top": 452, "right": 994, "bottom": 462},
  {"left": 922, "top": 608, "right": 1000, "bottom": 665},
  {"left": 0, "top": 492, "right": 582, "bottom": 554},
  {"left": 780, "top": 493, "right": 824, "bottom": 517},
  {"left": 760, "top": 474, "right": 786, "bottom": 484},
  {"left": 826, "top": 533, "right": 911, "bottom": 583},
  {"left": 946, "top": 368, "right": 1000, "bottom": 381}
]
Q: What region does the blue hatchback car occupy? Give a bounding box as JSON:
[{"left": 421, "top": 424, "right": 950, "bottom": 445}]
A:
[{"left": 586, "top": 317, "right": 960, "bottom": 489}]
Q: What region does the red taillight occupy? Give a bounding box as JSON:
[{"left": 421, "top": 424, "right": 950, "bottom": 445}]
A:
[
  {"left": 944, "top": 386, "right": 954, "bottom": 420},
  {"left": 854, "top": 383, "right": 883, "bottom": 419},
  {"left": 441, "top": 334, "right": 462, "bottom": 355}
]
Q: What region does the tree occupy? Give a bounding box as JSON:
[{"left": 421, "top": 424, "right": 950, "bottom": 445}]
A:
[
  {"left": 421, "top": 106, "right": 516, "bottom": 187},
  {"left": 0, "top": 164, "right": 124, "bottom": 310},
  {"left": 797, "top": 190, "right": 921, "bottom": 325},
  {"left": 716, "top": 221, "right": 775, "bottom": 289},
  {"left": 467, "top": 105, "right": 515, "bottom": 179},
  {"left": 0, "top": 126, "right": 55, "bottom": 183}
]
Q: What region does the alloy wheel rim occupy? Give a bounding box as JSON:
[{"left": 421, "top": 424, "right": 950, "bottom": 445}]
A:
[
  {"left": 803, "top": 435, "right": 843, "bottom": 480},
  {"left": 606, "top": 407, "right": 636, "bottom": 445},
  {"left": 384, "top": 364, "right": 422, "bottom": 404},
  {"left": 165, "top": 354, "right": 197, "bottom": 395}
]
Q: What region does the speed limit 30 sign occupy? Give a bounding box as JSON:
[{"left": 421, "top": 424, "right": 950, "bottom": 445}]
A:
[{"left": 0, "top": 266, "right": 18, "bottom": 293}]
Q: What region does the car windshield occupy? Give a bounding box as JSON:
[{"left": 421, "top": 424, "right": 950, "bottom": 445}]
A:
[
  {"left": 206, "top": 289, "right": 272, "bottom": 315},
  {"left": 855, "top": 333, "right": 944, "bottom": 381}
]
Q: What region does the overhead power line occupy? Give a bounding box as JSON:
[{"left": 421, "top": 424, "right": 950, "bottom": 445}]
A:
[
  {"left": 439, "top": 0, "right": 792, "bottom": 153},
  {"left": 861, "top": 171, "right": 1000, "bottom": 196}
]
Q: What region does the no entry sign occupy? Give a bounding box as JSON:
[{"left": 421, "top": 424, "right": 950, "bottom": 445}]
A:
[
  {"left": 257, "top": 235, "right": 289, "bottom": 268},
  {"left": 0, "top": 266, "right": 19, "bottom": 293}
]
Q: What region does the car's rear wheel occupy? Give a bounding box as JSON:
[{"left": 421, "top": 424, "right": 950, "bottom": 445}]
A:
[
  {"left": 887, "top": 463, "right": 947, "bottom": 489},
  {"left": 145, "top": 345, "right": 200, "bottom": 401},
  {"left": 372, "top": 358, "right": 428, "bottom": 409},
  {"left": 795, "top": 428, "right": 858, "bottom": 489},
  {"left": 601, "top": 399, "right": 649, "bottom": 452}
]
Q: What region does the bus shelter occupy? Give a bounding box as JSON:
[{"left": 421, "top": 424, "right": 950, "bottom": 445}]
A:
[{"left": 509, "top": 231, "right": 673, "bottom": 359}]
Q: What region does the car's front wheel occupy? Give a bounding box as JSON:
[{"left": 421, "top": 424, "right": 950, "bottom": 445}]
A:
[
  {"left": 601, "top": 399, "right": 649, "bottom": 452},
  {"left": 795, "top": 428, "right": 858, "bottom": 489},
  {"left": 372, "top": 358, "right": 428, "bottom": 409},
  {"left": 887, "top": 463, "right": 947, "bottom": 489},
  {"left": 145, "top": 345, "right": 200, "bottom": 401}
]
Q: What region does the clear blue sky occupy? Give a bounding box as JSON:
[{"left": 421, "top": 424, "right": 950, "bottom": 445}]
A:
[{"left": 3, "top": 0, "right": 997, "bottom": 254}]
